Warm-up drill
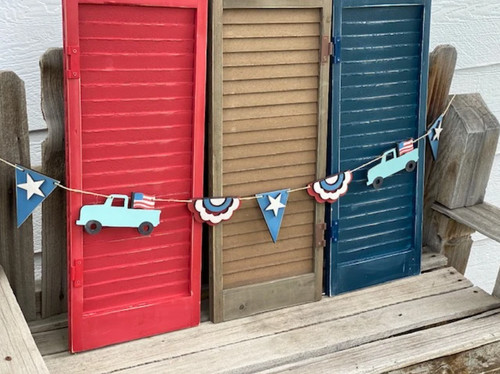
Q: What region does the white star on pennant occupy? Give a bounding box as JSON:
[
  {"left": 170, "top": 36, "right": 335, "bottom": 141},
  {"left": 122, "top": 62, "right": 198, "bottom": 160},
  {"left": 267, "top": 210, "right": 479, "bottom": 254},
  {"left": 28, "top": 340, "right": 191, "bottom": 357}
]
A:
[
  {"left": 433, "top": 121, "right": 443, "bottom": 141},
  {"left": 265, "top": 193, "right": 286, "bottom": 217},
  {"left": 18, "top": 173, "right": 45, "bottom": 200}
]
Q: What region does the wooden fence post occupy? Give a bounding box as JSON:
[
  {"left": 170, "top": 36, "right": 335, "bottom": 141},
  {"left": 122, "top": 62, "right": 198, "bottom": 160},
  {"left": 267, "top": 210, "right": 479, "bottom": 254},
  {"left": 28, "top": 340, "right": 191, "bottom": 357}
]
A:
[
  {"left": 424, "top": 94, "right": 500, "bottom": 273},
  {"left": 423, "top": 45, "right": 457, "bottom": 237},
  {"left": 40, "top": 48, "right": 67, "bottom": 318},
  {"left": 0, "top": 71, "right": 36, "bottom": 321}
]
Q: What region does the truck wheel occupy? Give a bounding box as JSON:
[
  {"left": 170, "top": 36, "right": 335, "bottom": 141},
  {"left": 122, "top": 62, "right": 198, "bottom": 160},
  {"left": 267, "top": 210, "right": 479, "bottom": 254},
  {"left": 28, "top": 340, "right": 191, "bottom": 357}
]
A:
[
  {"left": 405, "top": 160, "right": 417, "bottom": 172},
  {"left": 373, "top": 177, "right": 383, "bottom": 189},
  {"left": 138, "top": 222, "right": 153, "bottom": 236},
  {"left": 85, "top": 220, "right": 102, "bottom": 235}
]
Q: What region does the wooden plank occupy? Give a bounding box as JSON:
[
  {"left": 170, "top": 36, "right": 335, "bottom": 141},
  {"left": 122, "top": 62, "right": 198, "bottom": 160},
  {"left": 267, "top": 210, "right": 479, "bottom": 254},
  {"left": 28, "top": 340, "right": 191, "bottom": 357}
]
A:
[
  {"left": 42, "top": 268, "right": 472, "bottom": 373},
  {"left": 425, "top": 45, "right": 457, "bottom": 130},
  {"left": 223, "top": 125, "right": 317, "bottom": 146},
  {"left": 223, "top": 274, "right": 315, "bottom": 320},
  {"left": 224, "top": 102, "right": 317, "bottom": 121},
  {"left": 433, "top": 202, "right": 500, "bottom": 243},
  {"left": 223, "top": 23, "right": 320, "bottom": 39},
  {"left": 223, "top": 51, "right": 319, "bottom": 67},
  {"left": 224, "top": 37, "right": 319, "bottom": 53},
  {"left": 224, "top": 151, "right": 317, "bottom": 173},
  {"left": 265, "top": 310, "right": 500, "bottom": 374},
  {"left": 431, "top": 94, "right": 499, "bottom": 210},
  {"left": 425, "top": 212, "right": 475, "bottom": 274},
  {"left": 208, "top": 0, "right": 225, "bottom": 323},
  {"left": 33, "top": 329, "right": 68, "bottom": 356},
  {"left": 223, "top": 259, "right": 313, "bottom": 288},
  {"left": 224, "top": 64, "right": 319, "bottom": 81},
  {"left": 494, "top": 270, "right": 500, "bottom": 299},
  {"left": 0, "top": 71, "right": 36, "bottom": 321},
  {"left": 40, "top": 48, "right": 68, "bottom": 319},
  {"left": 314, "top": 2, "right": 331, "bottom": 299},
  {"left": 223, "top": 8, "right": 319, "bottom": 24},
  {"left": 223, "top": 77, "right": 318, "bottom": 95},
  {"left": 421, "top": 252, "right": 448, "bottom": 272},
  {"left": 223, "top": 0, "right": 325, "bottom": 9},
  {"left": 223, "top": 138, "right": 317, "bottom": 160},
  {"left": 224, "top": 247, "right": 312, "bottom": 274},
  {"left": 422, "top": 45, "right": 456, "bottom": 248},
  {"left": 113, "top": 287, "right": 500, "bottom": 373},
  {"left": 0, "top": 266, "right": 49, "bottom": 373},
  {"left": 224, "top": 236, "right": 314, "bottom": 263},
  {"left": 223, "top": 89, "right": 318, "bottom": 109},
  {"left": 224, "top": 163, "right": 315, "bottom": 185},
  {"left": 224, "top": 176, "right": 315, "bottom": 196},
  {"left": 224, "top": 224, "right": 312, "bottom": 250},
  {"left": 224, "top": 115, "right": 318, "bottom": 133},
  {"left": 29, "top": 313, "right": 68, "bottom": 334}
]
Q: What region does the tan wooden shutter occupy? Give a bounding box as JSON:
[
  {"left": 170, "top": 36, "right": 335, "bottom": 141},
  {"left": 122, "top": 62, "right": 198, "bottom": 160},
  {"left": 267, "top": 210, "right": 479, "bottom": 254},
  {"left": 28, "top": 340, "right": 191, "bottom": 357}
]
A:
[{"left": 209, "top": 0, "right": 332, "bottom": 322}]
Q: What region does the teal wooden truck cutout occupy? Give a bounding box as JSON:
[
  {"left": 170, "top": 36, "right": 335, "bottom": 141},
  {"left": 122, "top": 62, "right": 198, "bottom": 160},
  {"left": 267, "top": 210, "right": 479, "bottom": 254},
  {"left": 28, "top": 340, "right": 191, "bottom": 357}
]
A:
[
  {"left": 76, "top": 194, "right": 161, "bottom": 235},
  {"left": 367, "top": 145, "right": 419, "bottom": 189}
]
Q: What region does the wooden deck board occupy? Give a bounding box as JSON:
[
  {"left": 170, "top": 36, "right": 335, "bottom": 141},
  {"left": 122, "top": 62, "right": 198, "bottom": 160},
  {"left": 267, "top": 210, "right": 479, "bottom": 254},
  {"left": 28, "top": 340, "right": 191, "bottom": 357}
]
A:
[
  {"left": 421, "top": 251, "right": 448, "bottom": 272},
  {"left": 263, "top": 309, "right": 500, "bottom": 373},
  {"left": 0, "top": 266, "right": 49, "bottom": 374},
  {"left": 32, "top": 251, "right": 446, "bottom": 356},
  {"left": 115, "top": 287, "right": 499, "bottom": 374},
  {"left": 37, "top": 266, "right": 500, "bottom": 374},
  {"left": 43, "top": 268, "right": 477, "bottom": 373}
]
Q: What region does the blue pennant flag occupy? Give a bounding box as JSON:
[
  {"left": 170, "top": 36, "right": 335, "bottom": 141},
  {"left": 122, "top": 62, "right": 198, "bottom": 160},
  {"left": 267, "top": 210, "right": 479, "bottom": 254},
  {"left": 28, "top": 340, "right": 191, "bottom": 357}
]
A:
[
  {"left": 427, "top": 114, "right": 444, "bottom": 160},
  {"left": 256, "top": 189, "right": 289, "bottom": 243},
  {"left": 16, "top": 167, "right": 59, "bottom": 227}
]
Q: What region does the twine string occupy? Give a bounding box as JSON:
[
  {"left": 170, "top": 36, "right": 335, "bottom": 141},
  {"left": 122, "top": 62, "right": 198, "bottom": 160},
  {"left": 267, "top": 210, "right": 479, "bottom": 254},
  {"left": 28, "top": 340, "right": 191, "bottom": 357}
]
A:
[{"left": 0, "top": 100, "right": 455, "bottom": 203}]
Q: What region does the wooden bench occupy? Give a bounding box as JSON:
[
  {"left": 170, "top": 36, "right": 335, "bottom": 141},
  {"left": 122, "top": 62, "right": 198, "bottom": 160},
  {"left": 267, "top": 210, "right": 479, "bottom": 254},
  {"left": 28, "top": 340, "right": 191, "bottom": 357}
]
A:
[{"left": 0, "top": 265, "right": 48, "bottom": 374}]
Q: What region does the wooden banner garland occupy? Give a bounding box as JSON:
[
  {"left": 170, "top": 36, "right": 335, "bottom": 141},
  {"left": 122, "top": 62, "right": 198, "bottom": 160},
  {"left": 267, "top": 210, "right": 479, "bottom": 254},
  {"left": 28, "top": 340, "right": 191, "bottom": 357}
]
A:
[{"left": 0, "top": 96, "right": 455, "bottom": 241}]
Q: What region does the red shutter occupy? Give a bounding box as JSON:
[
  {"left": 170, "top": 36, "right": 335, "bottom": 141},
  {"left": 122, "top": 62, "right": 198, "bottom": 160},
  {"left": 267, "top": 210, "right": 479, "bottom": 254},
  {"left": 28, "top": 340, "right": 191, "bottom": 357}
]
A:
[{"left": 63, "top": 0, "right": 207, "bottom": 352}]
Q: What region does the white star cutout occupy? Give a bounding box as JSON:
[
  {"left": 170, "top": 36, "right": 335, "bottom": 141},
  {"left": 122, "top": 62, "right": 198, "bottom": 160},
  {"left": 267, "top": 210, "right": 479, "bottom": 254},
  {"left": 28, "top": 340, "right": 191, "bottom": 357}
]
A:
[
  {"left": 433, "top": 121, "right": 443, "bottom": 141},
  {"left": 265, "top": 193, "right": 286, "bottom": 217},
  {"left": 18, "top": 173, "right": 45, "bottom": 200}
]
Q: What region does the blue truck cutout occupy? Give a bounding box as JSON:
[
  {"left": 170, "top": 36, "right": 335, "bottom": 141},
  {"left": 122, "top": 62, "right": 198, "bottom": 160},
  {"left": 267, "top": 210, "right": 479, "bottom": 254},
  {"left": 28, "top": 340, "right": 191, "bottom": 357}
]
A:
[
  {"left": 367, "top": 147, "right": 419, "bottom": 189},
  {"left": 76, "top": 194, "right": 161, "bottom": 235}
]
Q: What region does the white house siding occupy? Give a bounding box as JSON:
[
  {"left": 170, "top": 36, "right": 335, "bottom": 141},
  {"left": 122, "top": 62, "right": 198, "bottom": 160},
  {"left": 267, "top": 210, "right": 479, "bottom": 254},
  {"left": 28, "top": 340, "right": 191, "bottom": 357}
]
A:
[{"left": 0, "top": 0, "right": 499, "bottom": 289}]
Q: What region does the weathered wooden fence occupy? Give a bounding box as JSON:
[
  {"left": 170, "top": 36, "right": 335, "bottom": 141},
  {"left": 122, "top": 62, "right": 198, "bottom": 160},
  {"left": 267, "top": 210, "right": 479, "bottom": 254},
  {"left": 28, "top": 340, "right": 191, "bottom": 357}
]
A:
[
  {"left": 423, "top": 47, "right": 500, "bottom": 280},
  {"left": 0, "top": 44, "right": 500, "bottom": 325},
  {"left": 0, "top": 49, "right": 66, "bottom": 321}
]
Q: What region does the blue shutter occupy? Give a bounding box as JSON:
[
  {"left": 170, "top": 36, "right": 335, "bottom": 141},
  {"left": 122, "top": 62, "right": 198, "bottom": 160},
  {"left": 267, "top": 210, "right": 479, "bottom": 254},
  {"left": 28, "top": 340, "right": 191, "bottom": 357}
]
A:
[{"left": 326, "top": 0, "right": 431, "bottom": 295}]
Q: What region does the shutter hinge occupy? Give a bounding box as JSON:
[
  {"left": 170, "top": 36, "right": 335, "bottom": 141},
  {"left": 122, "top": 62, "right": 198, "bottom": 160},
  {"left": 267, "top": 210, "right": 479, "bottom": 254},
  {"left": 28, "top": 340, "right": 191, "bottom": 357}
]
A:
[
  {"left": 333, "top": 36, "right": 342, "bottom": 64},
  {"left": 71, "top": 259, "right": 84, "bottom": 288},
  {"left": 315, "top": 222, "right": 327, "bottom": 248},
  {"left": 66, "top": 46, "right": 80, "bottom": 79},
  {"left": 331, "top": 220, "right": 339, "bottom": 243},
  {"left": 321, "top": 36, "right": 333, "bottom": 64}
]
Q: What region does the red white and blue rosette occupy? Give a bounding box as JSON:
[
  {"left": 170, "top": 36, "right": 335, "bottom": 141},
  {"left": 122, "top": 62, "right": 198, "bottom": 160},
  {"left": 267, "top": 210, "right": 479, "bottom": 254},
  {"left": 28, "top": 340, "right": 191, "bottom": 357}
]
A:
[
  {"left": 307, "top": 171, "right": 353, "bottom": 204},
  {"left": 188, "top": 197, "right": 241, "bottom": 226}
]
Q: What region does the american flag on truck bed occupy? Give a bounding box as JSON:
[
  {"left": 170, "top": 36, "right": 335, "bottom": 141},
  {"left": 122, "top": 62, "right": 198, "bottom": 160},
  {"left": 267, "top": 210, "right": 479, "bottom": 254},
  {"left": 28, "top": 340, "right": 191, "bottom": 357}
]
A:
[
  {"left": 131, "top": 192, "right": 155, "bottom": 209},
  {"left": 397, "top": 139, "right": 414, "bottom": 156}
]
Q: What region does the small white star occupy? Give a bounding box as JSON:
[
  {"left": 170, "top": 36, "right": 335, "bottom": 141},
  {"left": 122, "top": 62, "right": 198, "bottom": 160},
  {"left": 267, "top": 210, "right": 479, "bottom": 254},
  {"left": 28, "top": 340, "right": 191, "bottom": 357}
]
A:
[
  {"left": 18, "top": 173, "right": 45, "bottom": 200},
  {"left": 433, "top": 121, "right": 443, "bottom": 141},
  {"left": 265, "top": 193, "right": 286, "bottom": 217}
]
